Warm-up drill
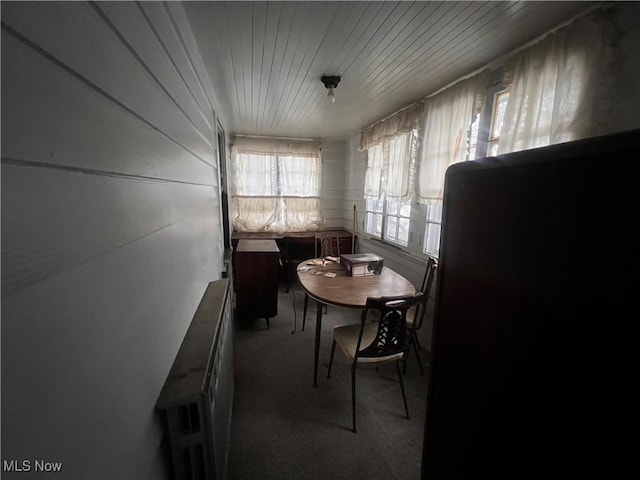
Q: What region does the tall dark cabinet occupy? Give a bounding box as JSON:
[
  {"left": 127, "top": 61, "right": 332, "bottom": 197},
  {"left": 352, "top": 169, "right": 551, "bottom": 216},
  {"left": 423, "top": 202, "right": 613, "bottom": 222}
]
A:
[
  {"left": 234, "top": 239, "right": 280, "bottom": 327},
  {"left": 422, "top": 130, "right": 639, "bottom": 479}
]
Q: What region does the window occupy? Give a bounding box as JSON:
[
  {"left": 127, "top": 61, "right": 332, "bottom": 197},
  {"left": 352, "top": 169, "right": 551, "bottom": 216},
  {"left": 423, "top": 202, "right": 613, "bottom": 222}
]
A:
[
  {"left": 488, "top": 90, "right": 509, "bottom": 156},
  {"left": 363, "top": 130, "right": 417, "bottom": 247},
  {"left": 365, "top": 197, "right": 412, "bottom": 247},
  {"left": 231, "top": 138, "right": 323, "bottom": 233}
]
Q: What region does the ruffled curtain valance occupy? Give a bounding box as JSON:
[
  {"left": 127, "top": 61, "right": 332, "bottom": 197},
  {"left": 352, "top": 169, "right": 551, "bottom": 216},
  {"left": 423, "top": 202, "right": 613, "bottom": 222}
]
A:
[
  {"left": 232, "top": 136, "right": 321, "bottom": 157},
  {"left": 359, "top": 102, "right": 424, "bottom": 151}
]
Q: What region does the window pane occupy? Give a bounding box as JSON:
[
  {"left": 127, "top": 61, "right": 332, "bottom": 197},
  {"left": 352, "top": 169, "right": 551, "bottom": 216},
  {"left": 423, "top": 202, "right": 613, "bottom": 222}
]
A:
[
  {"left": 366, "top": 198, "right": 375, "bottom": 211},
  {"left": 427, "top": 203, "right": 442, "bottom": 222},
  {"left": 374, "top": 214, "right": 382, "bottom": 238},
  {"left": 423, "top": 223, "right": 441, "bottom": 256},
  {"left": 365, "top": 212, "right": 375, "bottom": 235},
  {"left": 373, "top": 214, "right": 383, "bottom": 237},
  {"left": 365, "top": 212, "right": 383, "bottom": 238},
  {"left": 424, "top": 203, "right": 442, "bottom": 256},
  {"left": 385, "top": 215, "right": 398, "bottom": 242},
  {"left": 366, "top": 198, "right": 383, "bottom": 213},
  {"left": 236, "top": 153, "right": 277, "bottom": 196},
  {"left": 490, "top": 91, "right": 509, "bottom": 141},
  {"left": 399, "top": 201, "right": 411, "bottom": 218},
  {"left": 398, "top": 218, "right": 410, "bottom": 246},
  {"left": 279, "top": 155, "right": 321, "bottom": 196},
  {"left": 386, "top": 198, "right": 399, "bottom": 215}
]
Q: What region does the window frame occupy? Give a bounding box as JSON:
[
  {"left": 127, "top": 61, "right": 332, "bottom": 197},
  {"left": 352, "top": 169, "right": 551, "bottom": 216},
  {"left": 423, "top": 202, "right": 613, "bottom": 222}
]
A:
[{"left": 487, "top": 89, "right": 510, "bottom": 156}]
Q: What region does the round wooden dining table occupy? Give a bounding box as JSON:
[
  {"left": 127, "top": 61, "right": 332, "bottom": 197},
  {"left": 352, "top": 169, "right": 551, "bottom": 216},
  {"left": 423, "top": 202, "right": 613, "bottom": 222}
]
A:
[{"left": 297, "top": 258, "right": 416, "bottom": 386}]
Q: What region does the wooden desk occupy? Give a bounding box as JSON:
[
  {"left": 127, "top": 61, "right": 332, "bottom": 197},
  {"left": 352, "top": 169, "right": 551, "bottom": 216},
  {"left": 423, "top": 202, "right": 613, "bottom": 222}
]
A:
[
  {"left": 234, "top": 239, "right": 280, "bottom": 327},
  {"left": 297, "top": 259, "right": 415, "bottom": 386},
  {"left": 231, "top": 230, "right": 355, "bottom": 291}
]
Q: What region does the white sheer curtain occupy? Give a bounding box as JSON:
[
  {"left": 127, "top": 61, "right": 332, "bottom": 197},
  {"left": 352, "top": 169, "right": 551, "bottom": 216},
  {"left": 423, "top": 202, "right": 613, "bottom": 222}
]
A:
[
  {"left": 416, "top": 70, "right": 490, "bottom": 204},
  {"left": 231, "top": 137, "right": 323, "bottom": 232},
  {"left": 498, "top": 11, "right": 616, "bottom": 153},
  {"left": 361, "top": 103, "right": 422, "bottom": 201},
  {"left": 363, "top": 143, "right": 383, "bottom": 199}
]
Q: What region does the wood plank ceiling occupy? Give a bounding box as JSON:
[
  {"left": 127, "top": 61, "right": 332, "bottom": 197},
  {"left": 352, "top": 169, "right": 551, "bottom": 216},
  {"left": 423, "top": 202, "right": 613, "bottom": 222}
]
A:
[{"left": 183, "top": 1, "right": 598, "bottom": 140}]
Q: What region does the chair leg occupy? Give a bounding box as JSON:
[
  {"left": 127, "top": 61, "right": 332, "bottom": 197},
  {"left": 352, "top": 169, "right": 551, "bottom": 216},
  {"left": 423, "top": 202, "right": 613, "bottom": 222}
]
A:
[
  {"left": 412, "top": 331, "right": 425, "bottom": 376},
  {"left": 285, "top": 270, "right": 290, "bottom": 293},
  {"left": 351, "top": 364, "right": 357, "bottom": 433},
  {"left": 414, "top": 332, "right": 423, "bottom": 351},
  {"left": 302, "top": 293, "right": 309, "bottom": 331},
  {"left": 327, "top": 339, "right": 336, "bottom": 378},
  {"left": 403, "top": 342, "right": 409, "bottom": 375},
  {"left": 396, "top": 362, "right": 410, "bottom": 419}
]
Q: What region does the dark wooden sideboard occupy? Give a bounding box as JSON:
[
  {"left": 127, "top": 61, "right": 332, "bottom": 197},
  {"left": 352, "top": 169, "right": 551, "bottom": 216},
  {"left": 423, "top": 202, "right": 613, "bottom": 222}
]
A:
[{"left": 233, "top": 239, "right": 280, "bottom": 328}]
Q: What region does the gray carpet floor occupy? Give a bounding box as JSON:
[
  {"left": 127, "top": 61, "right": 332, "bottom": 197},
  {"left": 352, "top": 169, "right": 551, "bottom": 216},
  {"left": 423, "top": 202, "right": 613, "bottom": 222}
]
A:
[{"left": 228, "top": 283, "right": 430, "bottom": 480}]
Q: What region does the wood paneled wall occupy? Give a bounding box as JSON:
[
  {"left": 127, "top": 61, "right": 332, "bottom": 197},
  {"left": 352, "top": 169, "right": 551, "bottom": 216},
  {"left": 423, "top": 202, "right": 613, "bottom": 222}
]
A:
[
  {"left": 1, "top": 2, "right": 222, "bottom": 478},
  {"left": 319, "top": 140, "right": 346, "bottom": 229},
  {"left": 342, "top": 136, "right": 368, "bottom": 235}
]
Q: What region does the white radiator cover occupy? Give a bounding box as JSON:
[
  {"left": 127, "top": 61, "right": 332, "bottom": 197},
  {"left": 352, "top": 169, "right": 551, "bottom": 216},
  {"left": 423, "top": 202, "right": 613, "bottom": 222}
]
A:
[{"left": 157, "top": 279, "right": 234, "bottom": 480}]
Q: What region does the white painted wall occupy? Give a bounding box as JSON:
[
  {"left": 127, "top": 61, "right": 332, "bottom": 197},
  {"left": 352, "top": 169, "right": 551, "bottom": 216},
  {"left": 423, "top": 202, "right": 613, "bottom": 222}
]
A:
[
  {"left": 1, "top": 2, "right": 223, "bottom": 478},
  {"left": 319, "top": 140, "right": 346, "bottom": 229}
]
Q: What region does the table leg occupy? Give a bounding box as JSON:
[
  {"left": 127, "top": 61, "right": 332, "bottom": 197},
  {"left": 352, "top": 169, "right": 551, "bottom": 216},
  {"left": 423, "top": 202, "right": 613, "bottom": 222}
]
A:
[{"left": 313, "top": 299, "right": 323, "bottom": 387}]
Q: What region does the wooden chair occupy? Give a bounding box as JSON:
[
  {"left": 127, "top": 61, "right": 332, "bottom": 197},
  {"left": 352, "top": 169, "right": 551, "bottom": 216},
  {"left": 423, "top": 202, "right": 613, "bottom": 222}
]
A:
[
  {"left": 327, "top": 293, "right": 423, "bottom": 433},
  {"left": 315, "top": 231, "right": 341, "bottom": 259},
  {"left": 405, "top": 256, "right": 438, "bottom": 375},
  {"left": 301, "top": 232, "right": 340, "bottom": 330}
]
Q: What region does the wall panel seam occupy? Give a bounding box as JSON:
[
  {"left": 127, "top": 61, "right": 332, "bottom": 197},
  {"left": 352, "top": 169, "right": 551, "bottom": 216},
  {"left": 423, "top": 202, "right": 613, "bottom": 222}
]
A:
[
  {"left": 89, "top": 2, "right": 213, "bottom": 148},
  {"left": 1, "top": 157, "right": 216, "bottom": 188},
  {"left": 141, "top": 2, "right": 215, "bottom": 129},
  {"left": 161, "top": 2, "right": 217, "bottom": 122},
  {"left": 136, "top": 2, "right": 214, "bottom": 133},
  {"left": 0, "top": 20, "right": 215, "bottom": 170}
]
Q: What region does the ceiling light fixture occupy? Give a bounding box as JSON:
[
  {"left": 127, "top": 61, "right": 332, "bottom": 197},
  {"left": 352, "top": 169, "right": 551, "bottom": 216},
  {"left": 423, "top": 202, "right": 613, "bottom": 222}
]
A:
[{"left": 321, "top": 75, "right": 341, "bottom": 104}]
